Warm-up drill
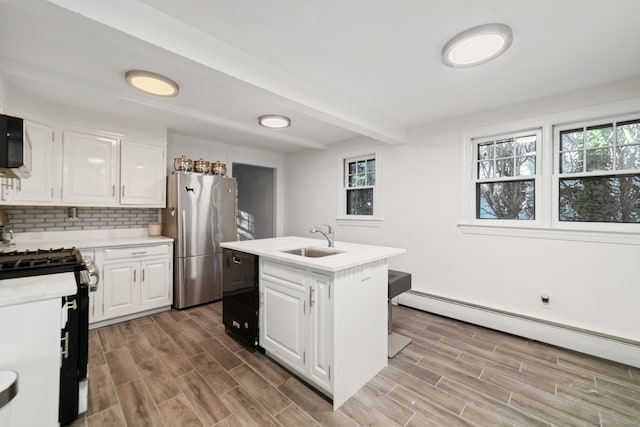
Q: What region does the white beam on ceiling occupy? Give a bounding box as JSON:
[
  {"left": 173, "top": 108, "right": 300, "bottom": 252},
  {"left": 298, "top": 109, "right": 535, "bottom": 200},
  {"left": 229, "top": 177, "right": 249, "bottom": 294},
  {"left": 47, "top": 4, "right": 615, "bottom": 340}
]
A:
[{"left": 42, "top": 0, "right": 408, "bottom": 145}]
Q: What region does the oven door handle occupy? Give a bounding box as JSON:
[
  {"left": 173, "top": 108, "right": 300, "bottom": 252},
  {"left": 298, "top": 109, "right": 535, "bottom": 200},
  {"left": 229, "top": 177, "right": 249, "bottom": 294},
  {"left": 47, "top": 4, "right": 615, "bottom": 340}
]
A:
[
  {"left": 61, "top": 331, "right": 70, "bottom": 359},
  {"left": 89, "top": 269, "right": 100, "bottom": 292}
]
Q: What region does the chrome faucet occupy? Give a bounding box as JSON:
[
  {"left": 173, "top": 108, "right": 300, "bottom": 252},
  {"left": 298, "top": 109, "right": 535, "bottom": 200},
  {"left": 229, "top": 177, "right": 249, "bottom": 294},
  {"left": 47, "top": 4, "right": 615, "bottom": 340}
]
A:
[{"left": 310, "top": 224, "right": 334, "bottom": 248}]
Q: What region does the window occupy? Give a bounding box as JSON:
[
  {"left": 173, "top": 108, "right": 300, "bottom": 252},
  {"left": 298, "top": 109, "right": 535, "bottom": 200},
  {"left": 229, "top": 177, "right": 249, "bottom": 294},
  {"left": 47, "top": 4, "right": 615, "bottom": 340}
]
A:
[
  {"left": 337, "top": 148, "right": 381, "bottom": 224},
  {"left": 473, "top": 130, "right": 540, "bottom": 221},
  {"left": 557, "top": 118, "right": 640, "bottom": 223},
  {"left": 461, "top": 104, "right": 640, "bottom": 244},
  {"left": 345, "top": 156, "right": 375, "bottom": 215}
]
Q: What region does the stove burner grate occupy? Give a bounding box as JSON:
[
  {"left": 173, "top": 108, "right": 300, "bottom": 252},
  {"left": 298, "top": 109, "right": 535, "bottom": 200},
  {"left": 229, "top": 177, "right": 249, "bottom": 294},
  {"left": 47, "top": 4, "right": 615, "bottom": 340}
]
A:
[{"left": 0, "top": 247, "right": 84, "bottom": 278}]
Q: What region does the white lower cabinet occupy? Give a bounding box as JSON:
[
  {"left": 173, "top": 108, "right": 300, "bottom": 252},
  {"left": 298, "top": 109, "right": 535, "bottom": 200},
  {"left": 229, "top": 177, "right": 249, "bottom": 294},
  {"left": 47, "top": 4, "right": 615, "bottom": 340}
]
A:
[
  {"left": 309, "top": 272, "right": 332, "bottom": 391},
  {"left": 260, "top": 260, "right": 332, "bottom": 394},
  {"left": 0, "top": 298, "right": 65, "bottom": 426},
  {"left": 102, "top": 261, "right": 139, "bottom": 319},
  {"left": 140, "top": 258, "right": 172, "bottom": 310},
  {"left": 261, "top": 276, "right": 307, "bottom": 375},
  {"left": 91, "top": 243, "right": 173, "bottom": 326}
]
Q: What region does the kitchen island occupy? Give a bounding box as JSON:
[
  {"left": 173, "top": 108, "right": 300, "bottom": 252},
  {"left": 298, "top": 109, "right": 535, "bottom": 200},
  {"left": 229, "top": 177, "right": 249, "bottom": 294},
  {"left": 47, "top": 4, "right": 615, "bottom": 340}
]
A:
[
  {"left": 0, "top": 272, "right": 77, "bottom": 427},
  {"left": 221, "top": 236, "right": 406, "bottom": 409}
]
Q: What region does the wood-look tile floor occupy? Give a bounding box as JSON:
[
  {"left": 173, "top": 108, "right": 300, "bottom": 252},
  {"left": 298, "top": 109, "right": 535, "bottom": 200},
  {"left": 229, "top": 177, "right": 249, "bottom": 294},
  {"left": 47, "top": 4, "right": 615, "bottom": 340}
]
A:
[{"left": 71, "top": 302, "right": 640, "bottom": 426}]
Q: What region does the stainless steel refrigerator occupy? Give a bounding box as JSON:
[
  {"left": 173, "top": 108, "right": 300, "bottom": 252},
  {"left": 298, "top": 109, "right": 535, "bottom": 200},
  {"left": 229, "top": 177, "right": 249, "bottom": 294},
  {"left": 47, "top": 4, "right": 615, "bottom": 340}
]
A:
[{"left": 162, "top": 172, "right": 237, "bottom": 309}]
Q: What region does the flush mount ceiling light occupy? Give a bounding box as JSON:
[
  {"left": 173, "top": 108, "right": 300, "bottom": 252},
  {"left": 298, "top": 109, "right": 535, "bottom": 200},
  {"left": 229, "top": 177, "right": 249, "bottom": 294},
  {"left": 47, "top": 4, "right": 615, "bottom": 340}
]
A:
[
  {"left": 124, "top": 70, "right": 180, "bottom": 97},
  {"left": 258, "top": 114, "right": 291, "bottom": 129},
  {"left": 442, "top": 23, "right": 513, "bottom": 68}
]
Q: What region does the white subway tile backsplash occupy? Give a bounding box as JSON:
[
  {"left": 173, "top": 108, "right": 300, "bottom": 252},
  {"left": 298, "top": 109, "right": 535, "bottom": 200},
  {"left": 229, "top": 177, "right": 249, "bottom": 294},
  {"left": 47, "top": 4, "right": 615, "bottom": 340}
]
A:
[{"left": 1, "top": 206, "right": 160, "bottom": 233}]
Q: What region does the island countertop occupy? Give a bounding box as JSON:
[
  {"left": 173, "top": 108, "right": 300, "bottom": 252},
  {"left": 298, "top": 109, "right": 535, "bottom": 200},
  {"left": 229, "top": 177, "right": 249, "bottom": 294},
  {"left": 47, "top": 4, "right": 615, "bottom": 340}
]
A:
[
  {"left": 0, "top": 272, "right": 77, "bottom": 308},
  {"left": 220, "top": 236, "right": 406, "bottom": 272}
]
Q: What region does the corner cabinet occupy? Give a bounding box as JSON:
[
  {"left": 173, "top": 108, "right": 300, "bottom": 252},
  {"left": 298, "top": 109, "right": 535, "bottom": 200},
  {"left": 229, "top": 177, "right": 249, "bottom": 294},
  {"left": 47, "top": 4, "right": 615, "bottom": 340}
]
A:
[
  {"left": 260, "top": 260, "right": 333, "bottom": 394},
  {"left": 90, "top": 243, "right": 173, "bottom": 327}
]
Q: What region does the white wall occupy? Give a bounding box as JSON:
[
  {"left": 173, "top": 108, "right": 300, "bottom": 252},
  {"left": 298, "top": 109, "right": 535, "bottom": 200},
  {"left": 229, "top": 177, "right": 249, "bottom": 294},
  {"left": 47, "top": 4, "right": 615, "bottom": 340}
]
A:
[
  {"left": 284, "top": 76, "right": 640, "bottom": 346},
  {"left": 167, "top": 133, "right": 286, "bottom": 237},
  {"left": 0, "top": 74, "right": 8, "bottom": 114}
]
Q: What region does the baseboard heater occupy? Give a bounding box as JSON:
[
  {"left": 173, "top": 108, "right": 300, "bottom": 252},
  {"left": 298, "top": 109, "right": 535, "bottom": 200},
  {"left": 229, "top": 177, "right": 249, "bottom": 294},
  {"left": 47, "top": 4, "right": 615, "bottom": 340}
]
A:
[{"left": 398, "top": 290, "right": 640, "bottom": 369}]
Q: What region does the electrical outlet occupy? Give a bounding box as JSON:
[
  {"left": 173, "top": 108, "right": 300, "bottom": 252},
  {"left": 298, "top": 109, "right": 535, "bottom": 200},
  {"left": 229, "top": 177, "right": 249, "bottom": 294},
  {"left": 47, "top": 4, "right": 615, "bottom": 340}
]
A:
[{"left": 539, "top": 293, "right": 551, "bottom": 309}]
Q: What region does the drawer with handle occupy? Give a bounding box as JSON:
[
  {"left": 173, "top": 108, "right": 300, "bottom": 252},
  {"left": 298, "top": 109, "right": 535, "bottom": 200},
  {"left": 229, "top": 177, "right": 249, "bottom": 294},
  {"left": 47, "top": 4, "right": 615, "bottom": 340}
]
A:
[{"left": 103, "top": 244, "right": 170, "bottom": 260}]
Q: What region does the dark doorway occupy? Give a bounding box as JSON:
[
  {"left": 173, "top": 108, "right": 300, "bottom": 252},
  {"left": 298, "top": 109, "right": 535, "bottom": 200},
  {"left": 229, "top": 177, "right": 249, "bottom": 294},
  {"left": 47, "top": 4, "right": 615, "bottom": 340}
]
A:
[{"left": 232, "top": 163, "right": 276, "bottom": 240}]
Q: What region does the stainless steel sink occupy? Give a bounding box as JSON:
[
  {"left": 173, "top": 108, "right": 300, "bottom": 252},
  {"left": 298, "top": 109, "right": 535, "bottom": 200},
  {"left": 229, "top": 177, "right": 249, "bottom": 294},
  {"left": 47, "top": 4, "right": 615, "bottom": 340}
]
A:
[{"left": 282, "top": 247, "right": 343, "bottom": 257}]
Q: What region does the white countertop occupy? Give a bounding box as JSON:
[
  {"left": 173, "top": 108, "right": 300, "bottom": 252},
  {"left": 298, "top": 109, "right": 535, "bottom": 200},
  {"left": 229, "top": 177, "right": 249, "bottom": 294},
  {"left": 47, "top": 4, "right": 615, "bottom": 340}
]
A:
[
  {"left": 221, "top": 236, "right": 406, "bottom": 272},
  {"left": 0, "top": 272, "right": 77, "bottom": 307},
  {"left": 0, "top": 228, "right": 173, "bottom": 253}
]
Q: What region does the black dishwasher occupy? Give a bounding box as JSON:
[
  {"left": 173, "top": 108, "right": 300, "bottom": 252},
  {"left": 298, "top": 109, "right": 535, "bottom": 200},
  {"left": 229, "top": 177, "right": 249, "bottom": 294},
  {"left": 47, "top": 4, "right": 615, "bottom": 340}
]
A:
[{"left": 222, "top": 249, "right": 260, "bottom": 348}]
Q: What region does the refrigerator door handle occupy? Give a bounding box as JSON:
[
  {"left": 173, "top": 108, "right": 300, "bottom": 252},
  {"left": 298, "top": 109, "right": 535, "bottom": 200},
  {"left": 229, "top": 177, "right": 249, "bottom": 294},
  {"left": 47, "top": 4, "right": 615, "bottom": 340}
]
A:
[{"left": 180, "top": 209, "right": 187, "bottom": 258}]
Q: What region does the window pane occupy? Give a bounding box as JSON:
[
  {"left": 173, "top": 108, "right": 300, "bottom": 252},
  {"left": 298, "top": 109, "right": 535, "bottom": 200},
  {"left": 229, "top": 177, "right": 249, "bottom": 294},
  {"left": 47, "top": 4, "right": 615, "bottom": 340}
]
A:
[
  {"left": 366, "top": 159, "right": 375, "bottom": 172},
  {"left": 559, "top": 174, "right": 640, "bottom": 222},
  {"left": 496, "top": 159, "right": 514, "bottom": 177},
  {"left": 561, "top": 129, "right": 584, "bottom": 151},
  {"left": 617, "top": 120, "right": 640, "bottom": 146},
  {"left": 585, "top": 147, "right": 613, "bottom": 172},
  {"left": 586, "top": 124, "right": 613, "bottom": 149},
  {"left": 476, "top": 180, "right": 535, "bottom": 220},
  {"left": 357, "top": 161, "right": 366, "bottom": 173},
  {"left": 478, "top": 143, "right": 494, "bottom": 161},
  {"left": 348, "top": 162, "right": 356, "bottom": 174},
  {"left": 516, "top": 135, "right": 536, "bottom": 155},
  {"left": 366, "top": 172, "right": 375, "bottom": 186},
  {"left": 517, "top": 155, "right": 535, "bottom": 176},
  {"left": 347, "top": 189, "right": 373, "bottom": 215},
  {"left": 616, "top": 145, "right": 640, "bottom": 170},
  {"left": 477, "top": 161, "right": 494, "bottom": 180},
  {"left": 495, "top": 139, "right": 514, "bottom": 158},
  {"left": 560, "top": 151, "right": 584, "bottom": 173},
  {"left": 348, "top": 175, "right": 357, "bottom": 187}
]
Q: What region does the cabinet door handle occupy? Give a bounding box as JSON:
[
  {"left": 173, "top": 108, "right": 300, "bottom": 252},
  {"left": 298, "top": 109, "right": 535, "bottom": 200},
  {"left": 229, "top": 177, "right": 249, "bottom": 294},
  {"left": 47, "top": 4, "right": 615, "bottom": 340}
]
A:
[
  {"left": 112, "top": 184, "right": 115, "bottom": 197},
  {"left": 122, "top": 185, "right": 125, "bottom": 197},
  {"left": 232, "top": 256, "right": 241, "bottom": 264},
  {"left": 132, "top": 251, "right": 147, "bottom": 255},
  {"left": 309, "top": 287, "right": 314, "bottom": 308},
  {"left": 142, "top": 269, "right": 145, "bottom": 281},
  {"left": 133, "top": 269, "right": 136, "bottom": 282}
]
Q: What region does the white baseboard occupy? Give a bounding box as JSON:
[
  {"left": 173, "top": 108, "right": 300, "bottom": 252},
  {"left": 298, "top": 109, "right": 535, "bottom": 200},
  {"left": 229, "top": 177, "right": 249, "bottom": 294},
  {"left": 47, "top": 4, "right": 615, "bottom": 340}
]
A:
[
  {"left": 397, "top": 291, "right": 640, "bottom": 369},
  {"left": 88, "top": 305, "right": 171, "bottom": 330}
]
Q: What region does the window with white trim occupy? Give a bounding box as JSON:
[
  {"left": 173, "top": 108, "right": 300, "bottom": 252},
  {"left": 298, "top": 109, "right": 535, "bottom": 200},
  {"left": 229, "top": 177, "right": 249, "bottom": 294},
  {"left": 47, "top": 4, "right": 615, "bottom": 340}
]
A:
[
  {"left": 556, "top": 118, "right": 640, "bottom": 223},
  {"left": 462, "top": 105, "right": 640, "bottom": 243},
  {"left": 337, "top": 149, "right": 381, "bottom": 223},
  {"left": 473, "top": 130, "right": 540, "bottom": 221}
]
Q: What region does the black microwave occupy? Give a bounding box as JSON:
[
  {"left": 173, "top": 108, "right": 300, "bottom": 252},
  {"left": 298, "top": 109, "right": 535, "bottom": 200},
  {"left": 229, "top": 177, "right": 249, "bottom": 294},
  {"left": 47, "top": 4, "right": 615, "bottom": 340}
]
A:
[{"left": 0, "top": 113, "right": 31, "bottom": 179}]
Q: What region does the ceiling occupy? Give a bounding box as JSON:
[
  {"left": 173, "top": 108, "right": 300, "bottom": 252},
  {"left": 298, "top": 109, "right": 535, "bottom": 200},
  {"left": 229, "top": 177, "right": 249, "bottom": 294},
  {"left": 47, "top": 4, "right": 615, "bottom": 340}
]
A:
[{"left": 2, "top": 0, "right": 640, "bottom": 153}]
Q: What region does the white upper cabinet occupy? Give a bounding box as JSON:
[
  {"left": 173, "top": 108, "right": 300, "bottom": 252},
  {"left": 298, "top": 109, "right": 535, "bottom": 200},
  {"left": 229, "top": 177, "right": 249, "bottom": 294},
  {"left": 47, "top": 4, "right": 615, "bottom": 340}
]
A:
[
  {"left": 60, "top": 130, "right": 166, "bottom": 207},
  {"left": 4, "top": 121, "right": 60, "bottom": 204},
  {"left": 62, "top": 130, "right": 119, "bottom": 205},
  {"left": 120, "top": 139, "right": 165, "bottom": 206},
  {"left": 1, "top": 118, "right": 167, "bottom": 207}
]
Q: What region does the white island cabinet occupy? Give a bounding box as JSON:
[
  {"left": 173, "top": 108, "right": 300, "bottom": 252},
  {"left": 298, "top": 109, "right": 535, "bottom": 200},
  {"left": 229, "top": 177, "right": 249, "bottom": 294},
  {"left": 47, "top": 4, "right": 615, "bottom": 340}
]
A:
[
  {"left": 0, "top": 273, "right": 77, "bottom": 427},
  {"left": 221, "top": 236, "right": 405, "bottom": 409}
]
